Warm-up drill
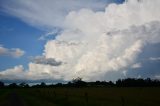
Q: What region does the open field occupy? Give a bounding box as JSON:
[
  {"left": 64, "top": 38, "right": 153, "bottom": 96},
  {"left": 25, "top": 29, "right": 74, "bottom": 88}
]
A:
[{"left": 0, "top": 87, "right": 160, "bottom": 106}]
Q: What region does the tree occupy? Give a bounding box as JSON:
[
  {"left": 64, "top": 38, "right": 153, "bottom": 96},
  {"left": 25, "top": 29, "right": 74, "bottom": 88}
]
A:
[
  {"left": 0, "top": 81, "right": 4, "bottom": 88},
  {"left": 116, "top": 79, "right": 122, "bottom": 86},
  {"left": 40, "top": 82, "right": 46, "bottom": 87},
  {"left": 8, "top": 83, "right": 18, "bottom": 88},
  {"left": 19, "top": 82, "right": 29, "bottom": 88},
  {"left": 72, "top": 77, "right": 82, "bottom": 83},
  {"left": 72, "top": 77, "right": 87, "bottom": 87},
  {"left": 55, "top": 83, "right": 63, "bottom": 87},
  {"left": 108, "top": 81, "right": 114, "bottom": 86}
]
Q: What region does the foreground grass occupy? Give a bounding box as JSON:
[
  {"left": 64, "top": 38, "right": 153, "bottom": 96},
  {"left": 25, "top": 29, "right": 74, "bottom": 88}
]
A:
[
  {"left": 0, "top": 89, "right": 10, "bottom": 106},
  {"left": 1, "top": 87, "right": 160, "bottom": 106}
]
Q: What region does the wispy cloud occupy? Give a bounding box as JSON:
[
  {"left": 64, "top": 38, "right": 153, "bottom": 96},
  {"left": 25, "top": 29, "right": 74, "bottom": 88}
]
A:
[
  {"left": 0, "top": 0, "right": 113, "bottom": 29},
  {"left": 0, "top": 45, "right": 25, "bottom": 58},
  {"left": 38, "top": 28, "right": 61, "bottom": 41},
  {"left": 149, "top": 57, "right": 160, "bottom": 61}
]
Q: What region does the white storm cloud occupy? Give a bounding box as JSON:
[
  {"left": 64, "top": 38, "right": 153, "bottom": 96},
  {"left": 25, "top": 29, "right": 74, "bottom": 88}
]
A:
[
  {"left": 1, "top": 0, "right": 160, "bottom": 81},
  {"left": 44, "top": 21, "right": 160, "bottom": 81}
]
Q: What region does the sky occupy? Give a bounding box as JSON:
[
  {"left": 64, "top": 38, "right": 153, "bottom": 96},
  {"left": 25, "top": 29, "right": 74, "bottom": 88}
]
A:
[{"left": 0, "top": 0, "right": 160, "bottom": 82}]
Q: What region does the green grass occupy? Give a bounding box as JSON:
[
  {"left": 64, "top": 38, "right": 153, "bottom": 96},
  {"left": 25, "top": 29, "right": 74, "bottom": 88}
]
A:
[
  {"left": 0, "top": 88, "right": 11, "bottom": 106},
  {"left": 1, "top": 87, "right": 160, "bottom": 106}
]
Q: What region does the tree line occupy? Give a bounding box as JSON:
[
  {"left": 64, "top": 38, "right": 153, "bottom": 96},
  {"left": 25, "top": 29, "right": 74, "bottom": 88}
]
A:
[{"left": 0, "top": 77, "right": 160, "bottom": 88}]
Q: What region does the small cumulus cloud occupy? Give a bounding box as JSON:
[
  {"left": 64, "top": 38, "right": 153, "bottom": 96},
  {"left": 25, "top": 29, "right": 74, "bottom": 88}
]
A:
[
  {"left": 149, "top": 57, "right": 160, "bottom": 61},
  {"left": 0, "top": 45, "right": 25, "bottom": 58},
  {"left": 154, "top": 75, "right": 160, "bottom": 79},
  {"left": 131, "top": 63, "right": 142, "bottom": 69},
  {"left": 0, "top": 65, "right": 25, "bottom": 80},
  {"left": 122, "top": 70, "right": 127, "bottom": 77}
]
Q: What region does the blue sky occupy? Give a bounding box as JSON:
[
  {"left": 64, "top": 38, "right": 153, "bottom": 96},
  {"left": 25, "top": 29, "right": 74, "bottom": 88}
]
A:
[
  {"left": 0, "top": 0, "right": 160, "bottom": 82},
  {"left": 0, "top": 12, "right": 45, "bottom": 70}
]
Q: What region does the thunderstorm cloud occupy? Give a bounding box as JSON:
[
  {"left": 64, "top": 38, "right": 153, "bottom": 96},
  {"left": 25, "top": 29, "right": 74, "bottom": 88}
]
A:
[{"left": 0, "top": 0, "right": 160, "bottom": 81}]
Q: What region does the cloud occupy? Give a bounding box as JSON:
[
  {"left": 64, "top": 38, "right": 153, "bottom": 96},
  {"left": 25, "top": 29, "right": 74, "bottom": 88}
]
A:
[
  {"left": 0, "top": 45, "right": 8, "bottom": 55},
  {"left": 0, "top": 65, "right": 25, "bottom": 80},
  {"left": 0, "top": 45, "right": 25, "bottom": 58},
  {"left": 10, "top": 48, "right": 25, "bottom": 58},
  {"left": 131, "top": 63, "right": 142, "bottom": 69},
  {"left": 38, "top": 28, "right": 61, "bottom": 41},
  {"left": 31, "top": 56, "right": 62, "bottom": 66},
  {"left": 149, "top": 57, "right": 160, "bottom": 61},
  {"left": 154, "top": 75, "right": 160, "bottom": 79},
  {"left": 43, "top": 21, "right": 160, "bottom": 81},
  {"left": 1, "top": 0, "right": 160, "bottom": 81},
  {"left": 0, "top": 0, "right": 113, "bottom": 29}
]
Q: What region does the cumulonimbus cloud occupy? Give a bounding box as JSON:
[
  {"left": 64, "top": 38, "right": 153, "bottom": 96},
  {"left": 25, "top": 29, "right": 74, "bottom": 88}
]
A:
[{"left": 0, "top": 0, "right": 160, "bottom": 81}]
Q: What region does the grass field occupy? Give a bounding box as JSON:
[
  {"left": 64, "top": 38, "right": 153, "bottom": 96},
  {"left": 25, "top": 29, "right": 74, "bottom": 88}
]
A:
[{"left": 0, "top": 87, "right": 160, "bottom": 106}]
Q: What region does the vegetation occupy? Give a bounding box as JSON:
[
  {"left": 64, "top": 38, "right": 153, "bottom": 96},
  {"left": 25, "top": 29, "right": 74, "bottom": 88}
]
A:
[
  {"left": 0, "top": 78, "right": 160, "bottom": 106},
  {"left": 1, "top": 78, "right": 160, "bottom": 88}
]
